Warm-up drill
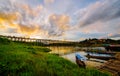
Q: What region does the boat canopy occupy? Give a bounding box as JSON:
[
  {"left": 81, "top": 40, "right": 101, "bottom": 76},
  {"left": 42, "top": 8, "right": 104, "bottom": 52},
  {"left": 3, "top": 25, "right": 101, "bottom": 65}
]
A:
[{"left": 75, "top": 53, "right": 87, "bottom": 61}]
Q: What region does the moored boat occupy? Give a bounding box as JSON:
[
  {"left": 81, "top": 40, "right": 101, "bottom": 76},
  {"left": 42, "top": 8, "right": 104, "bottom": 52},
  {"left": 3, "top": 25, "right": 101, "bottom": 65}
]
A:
[
  {"left": 86, "top": 51, "right": 116, "bottom": 55},
  {"left": 86, "top": 54, "right": 116, "bottom": 60},
  {"left": 103, "top": 44, "right": 120, "bottom": 51}
]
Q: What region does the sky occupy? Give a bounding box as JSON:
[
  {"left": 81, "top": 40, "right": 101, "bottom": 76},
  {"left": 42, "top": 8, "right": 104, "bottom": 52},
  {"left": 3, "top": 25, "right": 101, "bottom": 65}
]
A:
[{"left": 0, "top": 0, "right": 120, "bottom": 41}]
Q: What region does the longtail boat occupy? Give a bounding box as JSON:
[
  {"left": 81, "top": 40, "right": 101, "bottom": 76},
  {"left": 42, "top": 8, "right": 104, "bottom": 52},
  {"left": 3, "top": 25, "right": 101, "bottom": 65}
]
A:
[
  {"left": 86, "top": 51, "right": 116, "bottom": 55},
  {"left": 86, "top": 54, "right": 116, "bottom": 60}
]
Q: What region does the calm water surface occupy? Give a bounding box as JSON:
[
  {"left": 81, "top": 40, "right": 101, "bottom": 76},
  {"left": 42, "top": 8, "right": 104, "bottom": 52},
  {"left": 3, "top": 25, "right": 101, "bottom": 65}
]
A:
[
  {"left": 47, "top": 46, "right": 105, "bottom": 55},
  {"left": 48, "top": 46, "right": 75, "bottom": 54}
]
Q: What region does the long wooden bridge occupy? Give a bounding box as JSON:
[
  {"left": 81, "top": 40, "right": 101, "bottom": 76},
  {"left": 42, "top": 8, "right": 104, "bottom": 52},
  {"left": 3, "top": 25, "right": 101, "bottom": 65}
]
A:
[{"left": 0, "top": 35, "right": 73, "bottom": 44}]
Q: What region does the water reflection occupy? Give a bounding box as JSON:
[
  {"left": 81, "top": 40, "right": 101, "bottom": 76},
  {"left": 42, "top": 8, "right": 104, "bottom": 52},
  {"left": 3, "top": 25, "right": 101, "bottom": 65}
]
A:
[
  {"left": 47, "top": 46, "right": 75, "bottom": 55},
  {"left": 47, "top": 46, "right": 105, "bottom": 55}
]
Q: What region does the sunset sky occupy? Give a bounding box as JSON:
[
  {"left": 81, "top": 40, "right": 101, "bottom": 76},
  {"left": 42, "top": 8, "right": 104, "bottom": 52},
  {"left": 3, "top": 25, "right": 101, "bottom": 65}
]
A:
[{"left": 0, "top": 0, "right": 120, "bottom": 41}]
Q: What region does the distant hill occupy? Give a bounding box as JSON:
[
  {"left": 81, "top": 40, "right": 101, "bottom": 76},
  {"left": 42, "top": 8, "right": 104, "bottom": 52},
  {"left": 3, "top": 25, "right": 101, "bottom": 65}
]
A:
[{"left": 78, "top": 38, "right": 120, "bottom": 47}]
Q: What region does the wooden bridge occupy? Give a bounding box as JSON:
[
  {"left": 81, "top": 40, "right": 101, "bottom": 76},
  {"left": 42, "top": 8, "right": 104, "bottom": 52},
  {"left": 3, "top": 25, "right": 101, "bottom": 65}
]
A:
[{"left": 0, "top": 35, "right": 73, "bottom": 44}]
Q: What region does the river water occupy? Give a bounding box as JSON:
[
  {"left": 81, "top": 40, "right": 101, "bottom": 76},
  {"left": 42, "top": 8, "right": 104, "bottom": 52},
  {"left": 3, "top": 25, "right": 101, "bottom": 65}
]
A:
[{"left": 47, "top": 46, "right": 107, "bottom": 67}]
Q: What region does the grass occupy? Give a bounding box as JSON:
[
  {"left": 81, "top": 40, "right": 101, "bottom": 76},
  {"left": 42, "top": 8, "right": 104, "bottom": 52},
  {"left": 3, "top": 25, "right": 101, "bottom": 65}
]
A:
[{"left": 0, "top": 37, "right": 111, "bottom": 76}]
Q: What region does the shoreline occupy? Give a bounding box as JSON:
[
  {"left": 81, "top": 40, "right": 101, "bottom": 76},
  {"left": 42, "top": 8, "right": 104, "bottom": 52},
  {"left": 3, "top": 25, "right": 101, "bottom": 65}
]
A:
[{"left": 61, "top": 51, "right": 105, "bottom": 68}]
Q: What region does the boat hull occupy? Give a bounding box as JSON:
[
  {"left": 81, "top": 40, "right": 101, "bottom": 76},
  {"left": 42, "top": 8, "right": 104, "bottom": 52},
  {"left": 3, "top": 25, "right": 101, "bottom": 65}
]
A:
[{"left": 86, "top": 55, "right": 116, "bottom": 60}]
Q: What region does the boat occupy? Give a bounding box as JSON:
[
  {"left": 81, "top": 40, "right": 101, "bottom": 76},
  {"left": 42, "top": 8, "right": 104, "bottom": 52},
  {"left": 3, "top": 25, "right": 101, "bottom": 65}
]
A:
[
  {"left": 85, "top": 51, "right": 116, "bottom": 55},
  {"left": 75, "top": 53, "right": 86, "bottom": 68},
  {"left": 103, "top": 44, "right": 120, "bottom": 51},
  {"left": 86, "top": 54, "right": 116, "bottom": 60}
]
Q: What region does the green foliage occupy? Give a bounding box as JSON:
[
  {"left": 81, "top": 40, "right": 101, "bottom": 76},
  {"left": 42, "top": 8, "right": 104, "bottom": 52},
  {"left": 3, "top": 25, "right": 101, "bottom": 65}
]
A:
[
  {"left": 0, "top": 37, "right": 11, "bottom": 44},
  {"left": 79, "top": 38, "right": 120, "bottom": 47},
  {"left": 33, "top": 46, "right": 51, "bottom": 52},
  {"left": 0, "top": 39, "right": 111, "bottom": 76}
]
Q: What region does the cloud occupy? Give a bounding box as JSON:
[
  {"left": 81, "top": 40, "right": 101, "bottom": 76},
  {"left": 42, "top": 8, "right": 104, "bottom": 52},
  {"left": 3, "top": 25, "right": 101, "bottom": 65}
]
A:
[
  {"left": 76, "top": 0, "right": 120, "bottom": 27},
  {"left": 0, "top": 12, "right": 18, "bottom": 30},
  {"left": 0, "top": 0, "right": 44, "bottom": 37},
  {"left": 49, "top": 14, "right": 70, "bottom": 30},
  {"left": 17, "top": 24, "right": 39, "bottom": 36},
  {"left": 44, "top": 0, "right": 54, "bottom": 4},
  {"left": 68, "top": 0, "right": 120, "bottom": 40},
  {"left": 0, "top": 0, "right": 71, "bottom": 38},
  {"left": 46, "top": 14, "right": 70, "bottom": 37},
  {"left": 108, "top": 33, "right": 120, "bottom": 38}
]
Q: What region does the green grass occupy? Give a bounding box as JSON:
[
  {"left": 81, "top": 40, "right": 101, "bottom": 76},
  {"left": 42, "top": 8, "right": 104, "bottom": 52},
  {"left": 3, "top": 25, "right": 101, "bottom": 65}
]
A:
[{"left": 0, "top": 37, "right": 111, "bottom": 76}]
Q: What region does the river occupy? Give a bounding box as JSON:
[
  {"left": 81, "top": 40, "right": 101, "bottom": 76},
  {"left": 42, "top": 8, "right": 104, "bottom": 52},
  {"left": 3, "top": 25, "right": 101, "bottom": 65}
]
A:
[{"left": 47, "top": 46, "right": 107, "bottom": 67}]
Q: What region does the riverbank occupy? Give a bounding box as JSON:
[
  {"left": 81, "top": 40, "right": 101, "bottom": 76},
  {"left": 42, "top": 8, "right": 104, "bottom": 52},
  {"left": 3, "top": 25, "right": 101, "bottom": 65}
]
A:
[
  {"left": 0, "top": 38, "right": 110, "bottom": 76},
  {"left": 98, "top": 52, "right": 120, "bottom": 76},
  {"left": 61, "top": 51, "right": 105, "bottom": 68}
]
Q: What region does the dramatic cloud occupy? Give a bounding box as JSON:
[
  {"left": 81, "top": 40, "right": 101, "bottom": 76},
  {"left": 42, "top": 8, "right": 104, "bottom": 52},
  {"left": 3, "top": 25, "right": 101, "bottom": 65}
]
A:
[
  {"left": 0, "top": 0, "right": 43, "bottom": 37},
  {"left": 48, "top": 14, "right": 70, "bottom": 37},
  {"left": 77, "top": 0, "right": 120, "bottom": 27},
  {"left": 17, "top": 24, "right": 39, "bottom": 36},
  {"left": 0, "top": 0, "right": 71, "bottom": 38},
  {"left": 0, "top": 11, "right": 19, "bottom": 33}
]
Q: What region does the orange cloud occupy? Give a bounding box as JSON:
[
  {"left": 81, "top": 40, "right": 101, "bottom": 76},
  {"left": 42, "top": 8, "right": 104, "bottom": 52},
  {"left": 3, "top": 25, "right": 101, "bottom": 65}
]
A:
[
  {"left": 0, "top": 25, "right": 6, "bottom": 29},
  {"left": 0, "top": 2, "right": 71, "bottom": 38},
  {"left": 0, "top": 19, "right": 6, "bottom": 29},
  {"left": 0, "top": 12, "right": 17, "bottom": 22},
  {"left": 17, "top": 24, "right": 39, "bottom": 37},
  {"left": 0, "top": 3, "right": 45, "bottom": 37},
  {"left": 0, "top": 12, "right": 18, "bottom": 29},
  {"left": 49, "top": 14, "right": 70, "bottom": 30}
]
